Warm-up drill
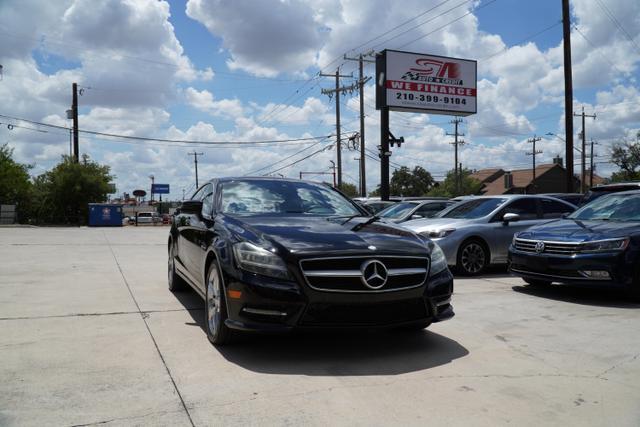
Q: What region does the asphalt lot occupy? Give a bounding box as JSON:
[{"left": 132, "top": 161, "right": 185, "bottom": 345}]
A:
[{"left": 1, "top": 227, "right": 639, "bottom": 426}]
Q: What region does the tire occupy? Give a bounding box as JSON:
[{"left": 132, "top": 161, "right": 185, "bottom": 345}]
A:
[
  {"left": 456, "top": 239, "right": 489, "bottom": 276},
  {"left": 168, "top": 241, "right": 187, "bottom": 292},
  {"left": 524, "top": 278, "right": 552, "bottom": 287},
  {"left": 205, "top": 260, "right": 234, "bottom": 345}
]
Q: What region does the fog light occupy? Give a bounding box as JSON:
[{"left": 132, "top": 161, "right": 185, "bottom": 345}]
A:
[{"left": 580, "top": 270, "right": 611, "bottom": 279}]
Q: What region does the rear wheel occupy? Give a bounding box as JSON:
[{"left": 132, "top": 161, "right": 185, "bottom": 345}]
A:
[
  {"left": 205, "top": 261, "right": 234, "bottom": 345},
  {"left": 168, "top": 241, "right": 186, "bottom": 292},
  {"left": 524, "top": 278, "right": 552, "bottom": 287},
  {"left": 457, "top": 239, "right": 489, "bottom": 275}
]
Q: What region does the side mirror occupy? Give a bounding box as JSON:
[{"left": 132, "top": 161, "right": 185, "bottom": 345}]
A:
[
  {"left": 411, "top": 214, "right": 423, "bottom": 220},
  {"left": 180, "top": 200, "right": 203, "bottom": 216},
  {"left": 561, "top": 212, "right": 570, "bottom": 219},
  {"left": 502, "top": 212, "right": 520, "bottom": 224}
]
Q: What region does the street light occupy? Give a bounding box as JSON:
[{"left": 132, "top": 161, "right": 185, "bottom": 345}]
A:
[{"left": 547, "top": 132, "right": 582, "bottom": 153}]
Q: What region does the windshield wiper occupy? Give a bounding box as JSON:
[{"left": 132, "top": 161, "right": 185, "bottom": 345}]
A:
[{"left": 351, "top": 215, "right": 381, "bottom": 231}]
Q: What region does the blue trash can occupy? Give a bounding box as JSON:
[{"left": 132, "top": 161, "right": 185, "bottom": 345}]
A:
[{"left": 88, "top": 204, "right": 124, "bottom": 227}]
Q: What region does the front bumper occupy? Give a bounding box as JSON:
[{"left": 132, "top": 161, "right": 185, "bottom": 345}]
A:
[
  {"left": 508, "top": 246, "right": 634, "bottom": 288},
  {"left": 222, "top": 268, "right": 454, "bottom": 333}
]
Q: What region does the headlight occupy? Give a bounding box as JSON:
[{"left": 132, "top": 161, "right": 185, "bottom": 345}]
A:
[
  {"left": 232, "top": 242, "right": 290, "bottom": 280},
  {"left": 421, "top": 228, "right": 456, "bottom": 239},
  {"left": 430, "top": 243, "right": 448, "bottom": 276},
  {"left": 579, "top": 238, "right": 629, "bottom": 253}
]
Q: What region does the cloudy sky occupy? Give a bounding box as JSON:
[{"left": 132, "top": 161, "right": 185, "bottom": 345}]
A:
[{"left": 1, "top": 0, "right": 639, "bottom": 199}]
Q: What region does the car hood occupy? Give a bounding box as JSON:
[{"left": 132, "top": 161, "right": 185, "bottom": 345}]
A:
[
  {"left": 517, "top": 219, "right": 640, "bottom": 242},
  {"left": 222, "top": 214, "right": 430, "bottom": 256},
  {"left": 402, "top": 217, "right": 472, "bottom": 232}
]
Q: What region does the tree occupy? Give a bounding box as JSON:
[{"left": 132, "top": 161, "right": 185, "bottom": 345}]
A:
[
  {"left": 337, "top": 182, "right": 359, "bottom": 198},
  {"left": 610, "top": 140, "right": 640, "bottom": 182},
  {"left": 0, "top": 144, "right": 33, "bottom": 222},
  {"left": 32, "top": 154, "right": 114, "bottom": 224},
  {"left": 368, "top": 166, "right": 436, "bottom": 197},
  {"left": 428, "top": 168, "right": 483, "bottom": 198}
]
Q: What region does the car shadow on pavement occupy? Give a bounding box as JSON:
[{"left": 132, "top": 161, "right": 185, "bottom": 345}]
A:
[
  {"left": 217, "top": 329, "right": 469, "bottom": 376},
  {"left": 512, "top": 284, "right": 640, "bottom": 309},
  {"left": 174, "top": 290, "right": 469, "bottom": 376}
]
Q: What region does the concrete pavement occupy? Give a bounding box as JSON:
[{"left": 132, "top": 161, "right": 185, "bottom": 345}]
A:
[{"left": 1, "top": 227, "right": 639, "bottom": 426}]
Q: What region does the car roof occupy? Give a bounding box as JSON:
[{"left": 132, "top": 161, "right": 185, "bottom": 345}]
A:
[{"left": 590, "top": 182, "right": 640, "bottom": 190}]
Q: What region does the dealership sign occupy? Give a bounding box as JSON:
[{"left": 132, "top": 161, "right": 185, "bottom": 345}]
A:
[
  {"left": 376, "top": 49, "right": 477, "bottom": 116},
  {"left": 151, "top": 184, "right": 170, "bottom": 194}
]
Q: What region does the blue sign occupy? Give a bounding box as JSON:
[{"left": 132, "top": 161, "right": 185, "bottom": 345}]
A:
[{"left": 152, "top": 184, "right": 170, "bottom": 194}]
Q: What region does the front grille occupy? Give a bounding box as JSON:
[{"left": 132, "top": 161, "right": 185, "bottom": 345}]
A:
[
  {"left": 514, "top": 238, "right": 581, "bottom": 255},
  {"left": 300, "top": 298, "right": 428, "bottom": 326},
  {"left": 299, "top": 256, "right": 429, "bottom": 293}
]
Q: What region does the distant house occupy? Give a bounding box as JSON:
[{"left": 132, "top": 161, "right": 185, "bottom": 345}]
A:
[{"left": 471, "top": 158, "right": 606, "bottom": 195}]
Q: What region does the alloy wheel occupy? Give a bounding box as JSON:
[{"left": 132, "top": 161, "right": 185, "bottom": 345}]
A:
[
  {"left": 460, "top": 242, "right": 486, "bottom": 274},
  {"left": 207, "top": 266, "right": 222, "bottom": 337}
]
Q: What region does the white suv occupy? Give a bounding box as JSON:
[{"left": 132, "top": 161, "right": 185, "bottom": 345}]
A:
[{"left": 137, "top": 212, "right": 160, "bottom": 224}]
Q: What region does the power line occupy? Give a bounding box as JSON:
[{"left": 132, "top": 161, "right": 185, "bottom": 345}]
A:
[
  {"left": 593, "top": 0, "right": 640, "bottom": 55},
  {"left": 245, "top": 139, "right": 328, "bottom": 176},
  {"left": 0, "top": 113, "right": 333, "bottom": 145},
  {"left": 396, "top": 0, "right": 499, "bottom": 49},
  {"left": 370, "top": 0, "right": 475, "bottom": 49},
  {"left": 261, "top": 145, "right": 335, "bottom": 176}
]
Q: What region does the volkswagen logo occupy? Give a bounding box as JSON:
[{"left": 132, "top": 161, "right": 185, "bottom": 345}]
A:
[
  {"left": 360, "top": 260, "right": 388, "bottom": 289},
  {"left": 535, "top": 241, "right": 545, "bottom": 253}
]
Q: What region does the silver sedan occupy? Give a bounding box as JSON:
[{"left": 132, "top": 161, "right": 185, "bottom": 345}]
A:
[{"left": 402, "top": 195, "right": 577, "bottom": 275}]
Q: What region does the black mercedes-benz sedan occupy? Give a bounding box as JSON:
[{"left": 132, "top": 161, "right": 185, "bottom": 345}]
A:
[
  {"left": 168, "top": 177, "right": 454, "bottom": 345},
  {"left": 508, "top": 190, "right": 640, "bottom": 299}
]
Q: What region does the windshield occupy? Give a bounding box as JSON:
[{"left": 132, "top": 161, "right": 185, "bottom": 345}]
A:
[
  {"left": 378, "top": 202, "right": 417, "bottom": 218},
  {"left": 569, "top": 193, "right": 640, "bottom": 221},
  {"left": 440, "top": 198, "right": 507, "bottom": 219},
  {"left": 220, "top": 180, "right": 361, "bottom": 216}
]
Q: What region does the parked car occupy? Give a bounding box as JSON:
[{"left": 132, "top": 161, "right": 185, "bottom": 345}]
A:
[
  {"left": 137, "top": 212, "right": 160, "bottom": 224},
  {"left": 581, "top": 182, "right": 640, "bottom": 205},
  {"left": 363, "top": 200, "right": 396, "bottom": 214},
  {"left": 378, "top": 200, "right": 454, "bottom": 224},
  {"left": 541, "top": 193, "right": 584, "bottom": 206},
  {"left": 168, "top": 177, "right": 454, "bottom": 345},
  {"left": 509, "top": 190, "right": 640, "bottom": 299},
  {"left": 403, "top": 195, "right": 577, "bottom": 275},
  {"left": 162, "top": 213, "right": 171, "bottom": 224}
]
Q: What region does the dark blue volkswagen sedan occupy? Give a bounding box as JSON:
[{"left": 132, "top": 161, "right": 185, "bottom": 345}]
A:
[{"left": 508, "top": 190, "right": 640, "bottom": 299}]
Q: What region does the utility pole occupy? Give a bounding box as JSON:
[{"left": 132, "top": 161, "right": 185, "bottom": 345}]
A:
[
  {"left": 188, "top": 151, "right": 204, "bottom": 188},
  {"left": 589, "top": 139, "right": 598, "bottom": 188},
  {"left": 320, "top": 68, "right": 355, "bottom": 188},
  {"left": 574, "top": 106, "right": 596, "bottom": 193},
  {"left": 149, "top": 175, "right": 155, "bottom": 204},
  {"left": 446, "top": 118, "right": 465, "bottom": 194},
  {"left": 526, "top": 135, "right": 543, "bottom": 193},
  {"left": 344, "top": 52, "right": 374, "bottom": 197},
  {"left": 562, "top": 0, "right": 575, "bottom": 193},
  {"left": 329, "top": 160, "right": 337, "bottom": 187},
  {"left": 72, "top": 82, "right": 79, "bottom": 162}
]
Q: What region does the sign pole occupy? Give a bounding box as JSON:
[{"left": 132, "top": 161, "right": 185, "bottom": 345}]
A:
[{"left": 380, "top": 106, "right": 390, "bottom": 201}]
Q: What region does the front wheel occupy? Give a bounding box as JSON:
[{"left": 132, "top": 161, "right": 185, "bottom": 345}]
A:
[
  {"left": 205, "top": 261, "right": 234, "bottom": 345},
  {"left": 457, "top": 239, "right": 489, "bottom": 275}
]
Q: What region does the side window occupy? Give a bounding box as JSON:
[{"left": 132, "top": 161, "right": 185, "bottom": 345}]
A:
[
  {"left": 541, "top": 199, "right": 574, "bottom": 219},
  {"left": 201, "top": 184, "right": 214, "bottom": 217},
  {"left": 191, "top": 186, "right": 206, "bottom": 201},
  {"left": 417, "top": 203, "right": 445, "bottom": 217},
  {"left": 496, "top": 198, "right": 539, "bottom": 220}
]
